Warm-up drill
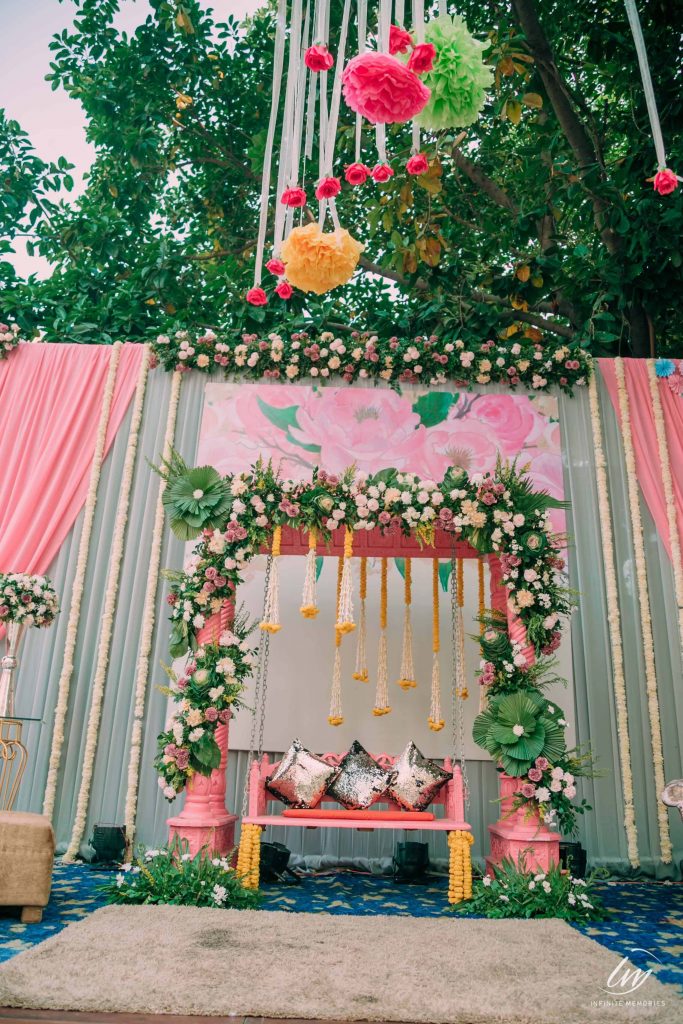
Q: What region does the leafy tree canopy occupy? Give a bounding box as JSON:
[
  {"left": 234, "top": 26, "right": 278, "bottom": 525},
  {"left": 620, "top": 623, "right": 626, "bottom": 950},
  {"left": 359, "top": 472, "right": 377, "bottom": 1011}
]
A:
[{"left": 1, "top": 0, "right": 681, "bottom": 355}]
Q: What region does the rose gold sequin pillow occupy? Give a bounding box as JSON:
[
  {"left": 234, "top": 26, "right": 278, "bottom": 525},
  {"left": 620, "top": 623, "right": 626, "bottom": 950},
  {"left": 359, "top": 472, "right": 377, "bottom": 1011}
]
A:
[{"left": 266, "top": 739, "right": 340, "bottom": 809}]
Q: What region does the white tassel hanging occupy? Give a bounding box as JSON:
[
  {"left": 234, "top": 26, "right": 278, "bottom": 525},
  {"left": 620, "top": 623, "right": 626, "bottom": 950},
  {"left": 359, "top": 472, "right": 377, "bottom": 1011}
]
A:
[
  {"left": 396, "top": 558, "right": 417, "bottom": 690},
  {"left": 428, "top": 558, "right": 445, "bottom": 731},
  {"left": 373, "top": 558, "right": 391, "bottom": 716},
  {"left": 329, "top": 555, "right": 345, "bottom": 725},
  {"left": 260, "top": 527, "right": 282, "bottom": 634},
  {"left": 300, "top": 530, "right": 319, "bottom": 618},
  {"left": 336, "top": 527, "right": 355, "bottom": 635},
  {"left": 353, "top": 556, "right": 369, "bottom": 681}
]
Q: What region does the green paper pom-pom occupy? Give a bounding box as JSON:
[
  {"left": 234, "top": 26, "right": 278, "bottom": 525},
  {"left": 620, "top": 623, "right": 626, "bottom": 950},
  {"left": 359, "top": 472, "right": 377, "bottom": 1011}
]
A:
[{"left": 417, "top": 13, "right": 493, "bottom": 131}]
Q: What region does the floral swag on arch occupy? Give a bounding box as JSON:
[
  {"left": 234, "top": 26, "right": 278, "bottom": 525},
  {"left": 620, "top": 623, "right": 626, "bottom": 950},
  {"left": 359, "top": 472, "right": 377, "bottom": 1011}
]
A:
[{"left": 154, "top": 454, "right": 592, "bottom": 836}]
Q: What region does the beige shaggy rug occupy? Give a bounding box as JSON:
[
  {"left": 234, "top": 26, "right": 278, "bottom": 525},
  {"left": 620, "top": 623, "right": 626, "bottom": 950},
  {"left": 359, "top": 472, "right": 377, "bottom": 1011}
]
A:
[{"left": 0, "top": 906, "right": 681, "bottom": 1024}]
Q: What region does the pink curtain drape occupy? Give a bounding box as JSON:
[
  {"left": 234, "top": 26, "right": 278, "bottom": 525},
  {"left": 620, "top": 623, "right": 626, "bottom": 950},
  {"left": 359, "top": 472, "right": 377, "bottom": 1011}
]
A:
[
  {"left": 0, "top": 343, "right": 144, "bottom": 574},
  {"left": 599, "top": 358, "right": 683, "bottom": 560}
]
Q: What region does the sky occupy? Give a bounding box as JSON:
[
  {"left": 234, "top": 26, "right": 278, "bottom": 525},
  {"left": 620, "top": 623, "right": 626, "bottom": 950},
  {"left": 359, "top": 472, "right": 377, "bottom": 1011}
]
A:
[{"left": 1, "top": 0, "right": 263, "bottom": 278}]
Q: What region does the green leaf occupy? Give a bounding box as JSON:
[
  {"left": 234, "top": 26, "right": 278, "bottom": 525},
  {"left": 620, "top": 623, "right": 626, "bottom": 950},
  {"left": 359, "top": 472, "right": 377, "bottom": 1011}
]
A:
[
  {"left": 412, "top": 391, "right": 457, "bottom": 428},
  {"left": 192, "top": 732, "right": 221, "bottom": 773}
]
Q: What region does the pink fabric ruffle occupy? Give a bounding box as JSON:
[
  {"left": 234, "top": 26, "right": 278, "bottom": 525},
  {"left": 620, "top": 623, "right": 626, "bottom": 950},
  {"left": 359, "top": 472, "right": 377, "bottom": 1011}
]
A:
[{"left": 342, "top": 52, "right": 430, "bottom": 124}]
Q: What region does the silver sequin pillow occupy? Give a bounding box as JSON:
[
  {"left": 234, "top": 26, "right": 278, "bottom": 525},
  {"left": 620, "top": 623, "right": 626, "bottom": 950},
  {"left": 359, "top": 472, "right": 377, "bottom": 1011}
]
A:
[
  {"left": 386, "top": 740, "right": 452, "bottom": 812},
  {"left": 325, "top": 740, "right": 393, "bottom": 810},
  {"left": 266, "top": 739, "right": 340, "bottom": 809}
]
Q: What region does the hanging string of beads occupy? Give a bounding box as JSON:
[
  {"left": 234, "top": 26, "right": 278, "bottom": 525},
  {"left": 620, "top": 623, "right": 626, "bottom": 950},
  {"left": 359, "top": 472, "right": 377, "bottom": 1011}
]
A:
[
  {"left": 260, "top": 526, "right": 282, "bottom": 633},
  {"left": 328, "top": 554, "right": 345, "bottom": 725},
  {"left": 428, "top": 557, "right": 444, "bottom": 731},
  {"left": 455, "top": 558, "right": 468, "bottom": 700},
  {"left": 396, "top": 557, "right": 417, "bottom": 691},
  {"left": 372, "top": 557, "right": 391, "bottom": 716},
  {"left": 352, "top": 555, "right": 369, "bottom": 682},
  {"left": 336, "top": 527, "right": 356, "bottom": 635},
  {"left": 236, "top": 823, "right": 264, "bottom": 890},
  {"left": 300, "top": 529, "right": 319, "bottom": 618},
  {"left": 447, "top": 829, "right": 474, "bottom": 904}
]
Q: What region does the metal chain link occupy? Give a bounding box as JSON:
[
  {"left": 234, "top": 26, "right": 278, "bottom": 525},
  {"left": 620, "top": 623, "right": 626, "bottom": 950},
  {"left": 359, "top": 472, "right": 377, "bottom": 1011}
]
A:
[
  {"left": 240, "top": 555, "right": 273, "bottom": 819},
  {"left": 450, "top": 544, "right": 470, "bottom": 813}
]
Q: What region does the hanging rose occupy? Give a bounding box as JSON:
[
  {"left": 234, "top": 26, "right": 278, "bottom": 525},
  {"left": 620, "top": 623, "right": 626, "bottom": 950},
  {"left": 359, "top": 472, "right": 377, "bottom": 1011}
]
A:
[
  {"left": 275, "top": 280, "right": 293, "bottom": 300},
  {"left": 245, "top": 287, "right": 268, "bottom": 306},
  {"left": 406, "top": 152, "right": 429, "bottom": 175},
  {"left": 371, "top": 163, "right": 394, "bottom": 183},
  {"left": 345, "top": 162, "right": 371, "bottom": 185},
  {"left": 342, "top": 52, "right": 430, "bottom": 124},
  {"left": 266, "top": 257, "right": 286, "bottom": 275},
  {"left": 315, "top": 176, "right": 342, "bottom": 200},
  {"left": 389, "top": 25, "right": 413, "bottom": 55},
  {"left": 305, "top": 44, "right": 334, "bottom": 72},
  {"left": 652, "top": 168, "right": 679, "bottom": 196},
  {"left": 280, "top": 186, "right": 307, "bottom": 207},
  {"left": 407, "top": 43, "right": 436, "bottom": 75}
]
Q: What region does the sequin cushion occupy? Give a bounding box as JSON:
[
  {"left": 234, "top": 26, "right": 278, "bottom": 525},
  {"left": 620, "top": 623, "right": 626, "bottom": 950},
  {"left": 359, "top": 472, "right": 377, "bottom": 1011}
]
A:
[
  {"left": 386, "top": 740, "right": 452, "bottom": 812},
  {"left": 325, "top": 740, "right": 393, "bottom": 810},
  {"left": 266, "top": 740, "right": 340, "bottom": 809}
]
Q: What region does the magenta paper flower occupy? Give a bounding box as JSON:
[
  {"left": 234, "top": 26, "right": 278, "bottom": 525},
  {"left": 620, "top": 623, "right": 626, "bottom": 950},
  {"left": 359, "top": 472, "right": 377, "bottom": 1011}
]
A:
[
  {"left": 653, "top": 168, "right": 678, "bottom": 195},
  {"left": 275, "top": 280, "right": 293, "bottom": 300},
  {"left": 315, "top": 176, "right": 342, "bottom": 200},
  {"left": 266, "top": 258, "right": 286, "bottom": 276},
  {"left": 389, "top": 24, "right": 413, "bottom": 54},
  {"left": 406, "top": 152, "right": 429, "bottom": 175},
  {"left": 305, "top": 44, "right": 334, "bottom": 72},
  {"left": 280, "top": 186, "right": 307, "bottom": 207},
  {"left": 407, "top": 43, "right": 436, "bottom": 75},
  {"left": 342, "top": 52, "right": 430, "bottom": 124},
  {"left": 345, "top": 162, "right": 371, "bottom": 185},
  {"left": 371, "top": 163, "right": 394, "bottom": 183},
  {"left": 245, "top": 287, "right": 267, "bottom": 306}
]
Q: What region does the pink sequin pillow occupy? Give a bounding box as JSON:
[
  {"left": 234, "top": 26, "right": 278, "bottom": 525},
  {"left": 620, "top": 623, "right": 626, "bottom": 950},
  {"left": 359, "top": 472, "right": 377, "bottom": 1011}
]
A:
[{"left": 342, "top": 52, "right": 430, "bottom": 124}]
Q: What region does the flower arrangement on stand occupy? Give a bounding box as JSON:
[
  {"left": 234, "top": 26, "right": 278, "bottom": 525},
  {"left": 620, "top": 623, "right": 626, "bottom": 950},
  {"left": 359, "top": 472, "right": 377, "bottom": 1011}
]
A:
[
  {"left": 0, "top": 322, "right": 22, "bottom": 360},
  {"left": 0, "top": 573, "right": 59, "bottom": 717},
  {"left": 152, "top": 328, "right": 592, "bottom": 395}
]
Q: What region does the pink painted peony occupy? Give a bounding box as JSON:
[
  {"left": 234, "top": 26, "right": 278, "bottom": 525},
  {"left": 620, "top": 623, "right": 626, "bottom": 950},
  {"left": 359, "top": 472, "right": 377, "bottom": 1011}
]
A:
[
  {"left": 389, "top": 24, "right": 413, "bottom": 54},
  {"left": 315, "top": 176, "right": 342, "bottom": 199},
  {"left": 305, "top": 44, "right": 334, "bottom": 72},
  {"left": 342, "top": 52, "right": 430, "bottom": 124},
  {"left": 266, "top": 258, "right": 286, "bottom": 276},
  {"left": 245, "top": 287, "right": 267, "bottom": 306},
  {"left": 653, "top": 168, "right": 678, "bottom": 195},
  {"left": 406, "top": 152, "right": 429, "bottom": 175},
  {"left": 345, "top": 162, "right": 371, "bottom": 185},
  {"left": 280, "top": 186, "right": 307, "bottom": 207},
  {"left": 407, "top": 43, "right": 436, "bottom": 75}
]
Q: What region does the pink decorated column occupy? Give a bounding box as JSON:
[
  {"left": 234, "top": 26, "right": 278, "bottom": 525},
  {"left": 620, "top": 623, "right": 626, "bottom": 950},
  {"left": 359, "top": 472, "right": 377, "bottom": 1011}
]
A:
[{"left": 167, "top": 601, "right": 237, "bottom": 857}]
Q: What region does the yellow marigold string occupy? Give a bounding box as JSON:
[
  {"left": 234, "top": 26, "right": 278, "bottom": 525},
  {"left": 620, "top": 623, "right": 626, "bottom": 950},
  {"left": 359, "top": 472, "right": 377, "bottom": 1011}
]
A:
[
  {"left": 447, "top": 830, "right": 474, "bottom": 904},
  {"left": 352, "top": 556, "right": 369, "bottom": 682},
  {"left": 336, "top": 527, "right": 355, "bottom": 635},
  {"left": 236, "top": 823, "right": 263, "bottom": 890},
  {"left": 328, "top": 556, "right": 345, "bottom": 725},
  {"left": 373, "top": 557, "right": 391, "bottom": 715},
  {"left": 300, "top": 529, "right": 319, "bottom": 619},
  {"left": 429, "top": 557, "right": 444, "bottom": 731}
]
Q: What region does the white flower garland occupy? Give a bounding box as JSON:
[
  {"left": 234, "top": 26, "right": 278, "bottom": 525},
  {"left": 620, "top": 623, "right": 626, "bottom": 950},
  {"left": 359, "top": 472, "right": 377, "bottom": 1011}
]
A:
[
  {"left": 614, "top": 358, "right": 672, "bottom": 863},
  {"left": 647, "top": 360, "right": 683, "bottom": 672},
  {"left": 62, "top": 346, "right": 151, "bottom": 862},
  {"left": 588, "top": 372, "right": 639, "bottom": 866},
  {"left": 123, "top": 369, "right": 183, "bottom": 846},
  {"left": 43, "top": 343, "right": 122, "bottom": 821}
]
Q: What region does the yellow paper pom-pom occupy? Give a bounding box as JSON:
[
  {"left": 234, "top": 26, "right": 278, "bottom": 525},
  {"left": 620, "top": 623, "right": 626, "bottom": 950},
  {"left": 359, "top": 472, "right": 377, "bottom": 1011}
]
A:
[{"left": 280, "top": 223, "right": 364, "bottom": 295}]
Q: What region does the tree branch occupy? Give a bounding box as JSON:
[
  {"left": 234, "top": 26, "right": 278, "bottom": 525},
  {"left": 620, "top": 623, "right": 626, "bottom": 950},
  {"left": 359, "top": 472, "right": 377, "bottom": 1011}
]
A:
[{"left": 450, "top": 146, "right": 520, "bottom": 216}]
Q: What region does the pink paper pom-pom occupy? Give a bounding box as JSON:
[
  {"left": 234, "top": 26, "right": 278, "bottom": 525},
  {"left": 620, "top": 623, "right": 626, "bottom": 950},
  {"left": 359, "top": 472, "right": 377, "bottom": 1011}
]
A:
[{"left": 342, "top": 52, "right": 430, "bottom": 124}]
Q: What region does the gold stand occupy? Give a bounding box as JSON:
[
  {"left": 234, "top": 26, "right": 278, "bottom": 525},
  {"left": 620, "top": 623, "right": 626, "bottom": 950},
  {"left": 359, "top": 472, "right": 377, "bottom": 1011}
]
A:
[{"left": 0, "top": 718, "right": 28, "bottom": 811}]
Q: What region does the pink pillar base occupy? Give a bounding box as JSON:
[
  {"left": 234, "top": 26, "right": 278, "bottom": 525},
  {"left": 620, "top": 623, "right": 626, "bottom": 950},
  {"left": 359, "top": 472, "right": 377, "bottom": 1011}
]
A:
[
  {"left": 485, "top": 773, "right": 560, "bottom": 877},
  {"left": 167, "top": 721, "right": 237, "bottom": 858}
]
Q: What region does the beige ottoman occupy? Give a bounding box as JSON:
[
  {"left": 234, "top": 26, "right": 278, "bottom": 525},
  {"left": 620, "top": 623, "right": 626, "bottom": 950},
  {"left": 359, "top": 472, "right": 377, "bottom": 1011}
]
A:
[{"left": 0, "top": 811, "right": 55, "bottom": 923}]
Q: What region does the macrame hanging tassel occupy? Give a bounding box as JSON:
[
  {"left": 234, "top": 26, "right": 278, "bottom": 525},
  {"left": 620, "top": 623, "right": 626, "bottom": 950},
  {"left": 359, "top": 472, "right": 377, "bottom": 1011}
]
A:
[
  {"left": 373, "top": 557, "right": 391, "bottom": 716},
  {"left": 328, "top": 555, "right": 345, "bottom": 725},
  {"left": 429, "top": 557, "right": 445, "bottom": 731},
  {"left": 260, "top": 527, "right": 282, "bottom": 633},
  {"left": 396, "top": 557, "right": 417, "bottom": 690},
  {"left": 353, "top": 556, "right": 369, "bottom": 681},
  {"left": 478, "top": 558, "right": 488, "bottom": 711},
  {"left": 336, "top": 527, "right": 355, "bottom": 635},
  {"left": 455, "top": 558, "right": 469, "bottom": 701},
  {"left": 300, "top": 529, "right": 319, "bottom": 618}
]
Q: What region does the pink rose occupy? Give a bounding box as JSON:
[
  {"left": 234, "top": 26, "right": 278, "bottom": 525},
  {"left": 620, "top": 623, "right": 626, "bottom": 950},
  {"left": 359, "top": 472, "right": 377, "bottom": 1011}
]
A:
[
  {"left": 275, "top": 280, "right": 293, "bottom": 300},
  {"left": 304, "top": 44, "right": 334, "bottom": 72},
  {"left": 528, "top": 768, "right": 543, "bottom": 782},
  {"left": 345, "top": 162, "right": 370, "bottom": 185},
  {"left": 280, "top": 186, "right": 307, "bottom": 207},
  {"left": 164, "top": 743, "right": 177, "bottom": 757},
  {"left": 389, "top": 24, "right": 413, "bottom": 54},
  {"left": 245, "top": 287, "right": 267, "bottom": 306},
  {"left": 175, "top": 749, "right": 190, "bottom": 770},
  {"left": 204, "top": 707, "right": 219, "bottom": 722},
  {"left": 406, "top": 152, "right": 429, "bottom": 175},
  {"left": 535, "top": 756, "right": 549, "bottom": 770},
  {"left": 407, "top": 42, "right": 436, "bottom": 75},
  {"left": 371, "top": 163, "right": 394, "bottom": 183},
  {"left": 653, "top": 168, "right": 678, "bottom": 196},
  {"left": 315, "top": 176, "right": 341, "bottom": 200},
  {"left": 342, "top": 52, "right": 430, "bottom": 124},
  {"left": 520, "top": 783, "right": 536, "bottom": 798},
  {"left": 176, "top": 676, "right": 188, "bottom": 690},
  {"left": 266, "top": 258, "right": 286, "bottom": 276}
]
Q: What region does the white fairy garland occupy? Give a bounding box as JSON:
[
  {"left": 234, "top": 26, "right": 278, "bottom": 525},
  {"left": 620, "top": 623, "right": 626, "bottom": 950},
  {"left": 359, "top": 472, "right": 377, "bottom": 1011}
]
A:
[
  {"left": 123, "top": 369, "right": 183, "bottom": 846},
  {"left": 614, "top": 358, "right": 671, "bottom": 863},
  {"left": 647, "top": 361, "right": 683, "bottom": 673},
  {"left": 43, "top": 343, "right": 122, "bottom": 821},
  {"left": 62, "top": 346, "right": 151, "bottom": 862},
  {"left": 588, "top": 372, "right": 639, "bottom": 866}
]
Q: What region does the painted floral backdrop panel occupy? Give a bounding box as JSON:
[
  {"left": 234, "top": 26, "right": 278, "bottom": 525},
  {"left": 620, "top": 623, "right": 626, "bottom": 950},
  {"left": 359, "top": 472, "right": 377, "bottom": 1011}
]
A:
[{"left": 198, "top": 383, "right": 563, "bottom": 515}]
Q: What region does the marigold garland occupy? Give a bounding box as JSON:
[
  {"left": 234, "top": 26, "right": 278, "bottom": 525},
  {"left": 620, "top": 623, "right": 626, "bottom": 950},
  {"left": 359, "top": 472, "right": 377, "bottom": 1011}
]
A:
[
  {"left": 396, "top": 557, "right": 417, "bottom": 691},
  {"left": 373, "top": 557, "right": 391, "bottom": 716},
  {"left": 300, "top": 529, "right": 320, "bottom": 618},
  {"left": 43, "top": 343, "right": 122, "bottom": 821},
  {"left": 587, "top": 372, "right": 638, "bottom": 867},
  {"left": 329, "top": 555, "right": 345, "bottom": 726},
  {"left": 447, "top": 829, "right": 474, "bottom": 904},
  {"left": 615, "top": 358, "right": 671, "bottom": 863},
  {"left": 429, "top": 557, "right": 445, "bottom": 732},
  {"left": 353, "top": 556, "right": 369, "bottom": 682},
  {"left": 236, "top": 823, "right": 263, "bottom": 890},
  {"left": 260, "top": 526, "right": 282, "bottom": 633},
  {"left": 336, "top": 528, "right": 356, "bottom": 635}
]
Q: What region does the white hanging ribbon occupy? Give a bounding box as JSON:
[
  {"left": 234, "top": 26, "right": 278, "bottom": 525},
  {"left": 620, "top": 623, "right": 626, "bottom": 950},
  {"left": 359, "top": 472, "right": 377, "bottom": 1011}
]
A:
[
  {"left": 253, "top": 0, "right": 288, "bottom": 284},
  {"left": 411, "top": 0, "right": 425, "bottom": 154},
  {"left": 623, "top": 0, "right": 669, "bottom": 170},
  {"left": 354, "top": 0, "right": 368, "bottom": 162},
  {"left": 273, "top": 0, "right": 304, "bottom": 255},
  {"left": 322, "top": 0, "right": 353, "bottom": 177},
  {"left": 395, "top": 0, "right": 405, "bottom": 26},
  {"left": 378, "top": 0, "right": 392, "bottom": 52},
  {"left": 439, "top": 0, "right": 447, "bottom": 15}
]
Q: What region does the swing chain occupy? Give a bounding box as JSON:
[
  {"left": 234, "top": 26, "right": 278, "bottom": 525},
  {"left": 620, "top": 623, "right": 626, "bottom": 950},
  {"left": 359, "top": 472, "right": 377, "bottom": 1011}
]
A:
[
  {"left": 449, "top": 544, "right": 470, "bottom": 812},
  {"left": 240, "top": 554, "right": 273, "bottom": 820}
]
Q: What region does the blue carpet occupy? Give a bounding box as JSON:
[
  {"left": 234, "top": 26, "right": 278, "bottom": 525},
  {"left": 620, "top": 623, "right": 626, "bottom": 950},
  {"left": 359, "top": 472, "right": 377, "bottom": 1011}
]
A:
[{"left": 1, "top": 864, "right": 681, "bottom": 993}]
